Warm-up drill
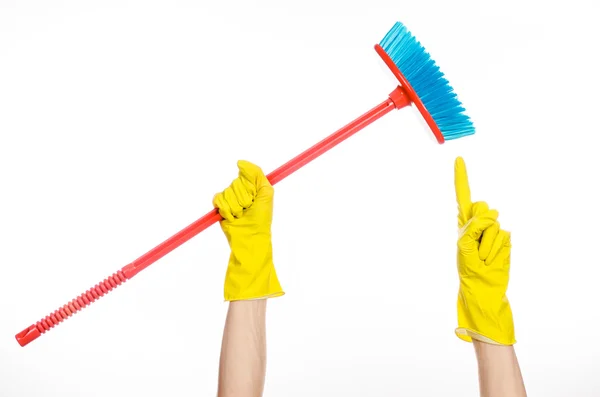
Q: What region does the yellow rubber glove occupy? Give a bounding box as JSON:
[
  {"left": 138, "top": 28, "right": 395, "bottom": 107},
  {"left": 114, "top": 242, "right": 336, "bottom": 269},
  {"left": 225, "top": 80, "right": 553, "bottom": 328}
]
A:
[
  {"left": 454, "top": 157, "right": 515, "bottom": 345},
  {"left": 213, "top": 160, "right": 284, "bottom": 301}
]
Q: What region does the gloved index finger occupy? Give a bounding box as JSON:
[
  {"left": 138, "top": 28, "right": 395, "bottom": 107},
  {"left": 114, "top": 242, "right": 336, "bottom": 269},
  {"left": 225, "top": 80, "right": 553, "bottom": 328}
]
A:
[{"left": 454, "top": 157, "right": 472, "bottom": 227}]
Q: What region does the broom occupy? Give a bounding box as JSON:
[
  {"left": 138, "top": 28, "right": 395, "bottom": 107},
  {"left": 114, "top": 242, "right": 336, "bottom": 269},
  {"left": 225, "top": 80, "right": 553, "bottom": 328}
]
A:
[{"left": 16, "top": 21, "right": 475, "bottom": 347}]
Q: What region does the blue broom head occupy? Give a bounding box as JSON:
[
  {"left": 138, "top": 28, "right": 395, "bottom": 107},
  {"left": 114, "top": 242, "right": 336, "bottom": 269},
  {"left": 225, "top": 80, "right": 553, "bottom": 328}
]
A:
[{"left": 379, "top": 22, "right": 475, "bottom": 141}]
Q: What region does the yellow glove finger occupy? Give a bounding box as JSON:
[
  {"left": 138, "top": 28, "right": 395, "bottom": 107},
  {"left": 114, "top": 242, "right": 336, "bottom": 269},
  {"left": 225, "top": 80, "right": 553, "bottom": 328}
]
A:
[
  {"left": 237, "top": 160, "right": 264, "bottom": 194},
  {"left": 472, "top": 201, "right": 489, "bottom": 217},
  {"left": 489, "top": 234, "right": 511, "bottom": 268},
  {"left": 238, "top": 160, "right": 274, "bottom": 207},
  {"left": 213, "top": 192, "right": 235, "bottom": 222},
  {"left": 479, "top": 221, "right": 500, "bottom": 261},
  {"left": 454, "top": 157, "right": 473, "bottom": 228},
  {"left": 470, "top": 201, "right": 500, "bottom": 261},
  {"left": 459, "top": 210, "right": 499, "bottom": 251},
  {"left": 231, "top": 178, "right": 254, "bottom": 210},
  {"left": 485, "top": 229, "right": 511, "bottom": 266},
  {"left": 223, "top": 185, "right": 245, "bottom": 219}
]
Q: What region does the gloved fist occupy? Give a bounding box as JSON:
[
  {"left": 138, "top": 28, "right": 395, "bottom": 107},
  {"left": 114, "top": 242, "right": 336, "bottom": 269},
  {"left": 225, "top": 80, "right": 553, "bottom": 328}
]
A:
[
  {"left": 213, "top": 160, "right": 284, "bottom": 301},
  {"left": 454, "top": 157, "right": 515, "bottom": 345}
]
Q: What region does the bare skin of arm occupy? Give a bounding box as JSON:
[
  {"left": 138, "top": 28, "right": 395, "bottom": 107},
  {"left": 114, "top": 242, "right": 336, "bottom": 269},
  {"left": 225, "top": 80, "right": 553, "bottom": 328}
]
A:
[
  {"left": 217, "top": 300, "right": 268, "bottom": 397},
  {"left": 473, "top": 340, "right": 527, "bottom": 397}
]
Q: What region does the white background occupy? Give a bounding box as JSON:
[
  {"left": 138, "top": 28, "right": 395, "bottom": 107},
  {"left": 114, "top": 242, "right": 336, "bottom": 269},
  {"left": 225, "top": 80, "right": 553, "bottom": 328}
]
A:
[{"left": 1, "top": 0, "right": 599, "bottom": 396}]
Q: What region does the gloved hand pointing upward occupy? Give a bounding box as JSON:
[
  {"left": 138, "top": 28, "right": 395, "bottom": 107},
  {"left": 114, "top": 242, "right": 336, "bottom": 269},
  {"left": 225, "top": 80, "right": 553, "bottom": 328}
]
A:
[{"left": 454, "top": 157, "right": 516, "bottom": 345}]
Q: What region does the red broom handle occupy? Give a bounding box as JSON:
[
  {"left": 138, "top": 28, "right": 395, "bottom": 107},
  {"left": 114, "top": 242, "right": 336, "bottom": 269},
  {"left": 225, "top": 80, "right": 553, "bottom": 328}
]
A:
[{"left": 15, "top": 86, "right": 410, "bottom": 347}]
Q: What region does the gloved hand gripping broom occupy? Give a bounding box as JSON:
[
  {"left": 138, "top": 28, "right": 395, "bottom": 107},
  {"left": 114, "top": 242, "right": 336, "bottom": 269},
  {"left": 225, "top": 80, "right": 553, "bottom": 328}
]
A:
[{"left": 16, "top": 21, "right": 475, "bottom": 347}]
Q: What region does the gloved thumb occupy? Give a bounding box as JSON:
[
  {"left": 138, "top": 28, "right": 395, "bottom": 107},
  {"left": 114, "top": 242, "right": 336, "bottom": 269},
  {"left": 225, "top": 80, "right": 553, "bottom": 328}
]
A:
[
  {"left": 237, "top": 160, "right": 274, "bottom": 206},
  {"left": 238, "top": 160, "right": 271, "bottom": 189},
  {"left": 458, "top": 210, "right": 499, "bottom": 251}
]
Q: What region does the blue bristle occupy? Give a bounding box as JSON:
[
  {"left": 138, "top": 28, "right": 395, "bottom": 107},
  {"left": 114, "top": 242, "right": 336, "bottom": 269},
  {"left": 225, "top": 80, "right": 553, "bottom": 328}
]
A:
[{"left": 379, "top": 22, "right": 475, "bottom": 140}]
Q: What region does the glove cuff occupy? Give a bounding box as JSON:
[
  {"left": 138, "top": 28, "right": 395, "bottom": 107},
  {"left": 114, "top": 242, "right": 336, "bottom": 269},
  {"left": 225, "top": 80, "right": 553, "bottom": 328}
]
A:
[
  {"left": 456, "top": 289, "right": 516, "bottom": 345},
  {"left": 223, "top": 251, "right": 284, "bottom": 301}
]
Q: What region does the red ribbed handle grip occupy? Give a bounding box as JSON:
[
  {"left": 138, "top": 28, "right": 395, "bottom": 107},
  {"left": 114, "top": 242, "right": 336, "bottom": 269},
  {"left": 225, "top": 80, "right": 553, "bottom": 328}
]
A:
[{"left": 15, "top": 271, "right": 129, "bottom": 346}]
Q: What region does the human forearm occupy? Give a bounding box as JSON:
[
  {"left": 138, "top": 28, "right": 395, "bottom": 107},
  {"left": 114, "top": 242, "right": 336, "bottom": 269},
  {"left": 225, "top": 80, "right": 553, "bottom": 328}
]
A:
[
  {"left": 218, "top": 300, "right": 267, "bottom": 397},
  {"left": 473, "top": 340, "right": 526, "bottom": 397}
]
